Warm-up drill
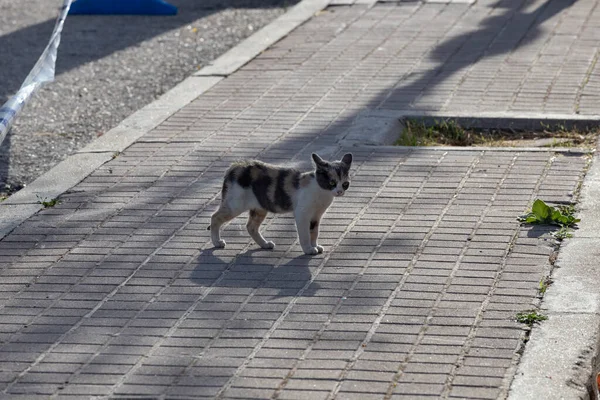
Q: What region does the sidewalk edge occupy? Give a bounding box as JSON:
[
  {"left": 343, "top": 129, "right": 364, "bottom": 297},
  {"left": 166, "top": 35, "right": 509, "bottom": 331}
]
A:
[{"left": 508, "top": 152, "right": 600, "bottom": 399}]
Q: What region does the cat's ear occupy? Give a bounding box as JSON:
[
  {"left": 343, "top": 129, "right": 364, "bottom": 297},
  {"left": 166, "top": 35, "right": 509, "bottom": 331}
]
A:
[
  {"left": 312, "top": 153, "right": 327, "bottom": 167},
  {"left": 341, "top": 153, "right": 353, "bottom": 166}
]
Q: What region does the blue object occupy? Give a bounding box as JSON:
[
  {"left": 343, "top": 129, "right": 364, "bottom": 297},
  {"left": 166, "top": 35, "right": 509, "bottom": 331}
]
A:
[{"left": 69, "top": 0, "right": 178, "bottom": 15}]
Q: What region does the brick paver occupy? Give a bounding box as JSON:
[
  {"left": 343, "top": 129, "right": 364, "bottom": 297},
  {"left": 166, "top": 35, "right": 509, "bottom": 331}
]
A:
[{"left": 0, "top": 0, "right": 595, "bottom": 398}]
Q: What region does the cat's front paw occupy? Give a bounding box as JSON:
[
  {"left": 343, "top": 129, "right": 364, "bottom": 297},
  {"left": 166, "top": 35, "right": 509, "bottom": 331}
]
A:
[
  {"left": 261, "top": 241, "right": 276, "bottom": 249},
  {"left": 316, "top": 245, "right": 324, "bottom": 254},
  {"left": 213, "top": 239, "right": 226, "bottom": 248},
  {"left": 303, "top": 247, "right": 320, "bottom": 256}
]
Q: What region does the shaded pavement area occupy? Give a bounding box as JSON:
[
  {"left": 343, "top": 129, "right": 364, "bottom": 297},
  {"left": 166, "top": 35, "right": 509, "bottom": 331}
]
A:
[{"left": 0, "top": 0, "right": 596, "bottom": 398}]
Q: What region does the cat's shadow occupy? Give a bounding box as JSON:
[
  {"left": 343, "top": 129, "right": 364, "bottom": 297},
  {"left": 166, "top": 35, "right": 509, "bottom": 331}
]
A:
[{"left": 190, "top": 247, "right": 321, "bottom": 298}]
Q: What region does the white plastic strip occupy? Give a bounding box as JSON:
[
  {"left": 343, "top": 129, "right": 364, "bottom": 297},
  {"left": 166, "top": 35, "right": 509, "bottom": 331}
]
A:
[{"left": 0, "top": 0, "right": 73, "bottom": 146}]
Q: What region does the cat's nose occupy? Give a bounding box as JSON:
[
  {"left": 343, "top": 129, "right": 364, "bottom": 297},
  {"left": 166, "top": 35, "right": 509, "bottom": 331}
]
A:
[{"left": 336, "top": 190, "right": 344, "bottom": 196}]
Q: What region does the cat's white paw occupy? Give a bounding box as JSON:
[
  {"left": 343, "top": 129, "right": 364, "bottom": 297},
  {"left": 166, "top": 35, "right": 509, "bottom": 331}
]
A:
[
  {"left": 213, "top": 239, "right": 226, "bottom": 248},
  {"left": 261, "top": 241, "right": 276, "bottom": 249},
  {"left": 304, "top": 247, "right": 320, "bottom": 256},
  {"left": 316, "top": 245, "right": 324, "bottom": 253}
]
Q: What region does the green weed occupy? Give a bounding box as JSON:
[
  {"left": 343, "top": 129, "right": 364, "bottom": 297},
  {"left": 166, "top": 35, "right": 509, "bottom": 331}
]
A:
[
  {"left": 538, "top": 277, "right": 553, "bottom": 295},
  {"left": 552, "top": 226, "right": 573, "bottom": 241},
  {"left": 518, "top": 199, "right": 580, "bottom": 227},
  {"left": 37, "top": 196, "right": 60, "bottom": 208},
  {"left": 395, "top": 119, "right": 599, "bottom": 148},
  {"left": 516, "top": 310, "right": 548, "bottom": 326},
  {"left": 395, "top": 119, "right": 474, "bottom": 146}
]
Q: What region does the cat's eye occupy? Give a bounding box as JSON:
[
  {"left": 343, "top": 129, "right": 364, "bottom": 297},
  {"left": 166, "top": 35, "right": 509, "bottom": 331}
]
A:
[
  {"left": 342, "top": 182, "right": 349, "bottom": 190},
  {"left": 329, "top": 180, "right": 337, "bottom": 188}
]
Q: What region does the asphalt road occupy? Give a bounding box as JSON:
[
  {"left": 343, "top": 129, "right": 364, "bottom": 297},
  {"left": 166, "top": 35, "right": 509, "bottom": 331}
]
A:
[{"left": 0, "top": 0, "right": 297, "bottom": 197}]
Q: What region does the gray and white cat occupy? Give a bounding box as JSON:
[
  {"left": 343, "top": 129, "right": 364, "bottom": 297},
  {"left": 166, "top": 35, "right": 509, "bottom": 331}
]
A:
[{"left": 210, "top": 153, "right": 353, "bottom": 255}]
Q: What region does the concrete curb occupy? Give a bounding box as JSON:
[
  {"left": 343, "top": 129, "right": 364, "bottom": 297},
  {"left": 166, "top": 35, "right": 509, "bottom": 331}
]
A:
[
  {"left": 77, "top": 76, "right": 223, "bottom": 154},
  {"left": 348, "top": 144, "right": 591, "bottom": 153},
  {"left": 340, "top": 110, "right": 404, "bottom": 146},
  {"left": 392, "top": 110, "right": 600, "bottom": 131},
  {"left": 3, "top": 152, "right": 114, "bottom": 206},
  {"left": 339, "top": 109, "right": 600, "bottom": 149},
  {"left": 0, "top": 203, "right": 44, "bottom": 239},
  {"left": 0, "top": 0, "right": 332, "bottom": 240},
  {"left": 508, "top": 150, "right": 600, "bottom": 399}
]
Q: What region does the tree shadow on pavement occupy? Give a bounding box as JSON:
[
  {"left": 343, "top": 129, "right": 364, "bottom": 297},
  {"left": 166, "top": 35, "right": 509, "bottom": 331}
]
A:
[{"left": 375, "top": 0, "right": 576, "bottom": 111}]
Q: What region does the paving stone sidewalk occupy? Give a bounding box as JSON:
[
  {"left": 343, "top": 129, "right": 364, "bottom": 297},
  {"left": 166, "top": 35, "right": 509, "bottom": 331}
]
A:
[
  {"left": 0, "top": 144, "right": 588, "bottom": 399},
  {"left": 0, "top": 0, "right": 597, "bottom": 398}
]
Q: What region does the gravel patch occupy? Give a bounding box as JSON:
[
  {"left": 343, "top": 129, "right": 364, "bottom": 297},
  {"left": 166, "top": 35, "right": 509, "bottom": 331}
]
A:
[{"left": 0, "top": 0, "right": 298, "bottom": 197}]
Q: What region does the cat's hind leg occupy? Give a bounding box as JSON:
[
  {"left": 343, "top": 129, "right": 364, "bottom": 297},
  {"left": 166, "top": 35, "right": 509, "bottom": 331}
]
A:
[
  {"left": 210, "top": 205, "right": 243, "bottom": 248},
  {"left": 211, "top": 179, "right": 250, "bottom": 248},
  {"left": 247, "top": 209, "right": 275, "bottom": 249}
]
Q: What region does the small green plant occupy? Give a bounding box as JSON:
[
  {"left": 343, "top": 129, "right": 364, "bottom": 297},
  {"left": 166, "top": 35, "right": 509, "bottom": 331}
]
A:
[
  {"left": 552, "top": 225, "right": 573, "bottom": 241},
  {"left": 518, "top": 199, "right": 580, "bottom": 227},
  {"left": 0, "top": 195, "right": 7, "bottom": 202},
  {"left": 37, "top": 195, "right": 60, "bottom": 208},
  {"left": 395, "top": 125, "right": 420, "bottom": 146},
  {"left": 112, "top": 151, "right": 120, "bottom": 159},
  {"left": 516, "top": 310, "right": 548, "bottom": 326},
  {"left": 538, "top": 277, "right": 552, "bottom": 295},
  {"left": 396, "top": 119, "right": 474, "bottom": 146},
  {"left": 396, "top": 120, "right": 600, "bottom": 148}
]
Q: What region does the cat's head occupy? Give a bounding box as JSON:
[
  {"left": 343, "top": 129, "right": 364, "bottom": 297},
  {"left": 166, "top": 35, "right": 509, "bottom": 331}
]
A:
[{"left": 312, "top": 153, "right": 353, "bottom": 197}]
